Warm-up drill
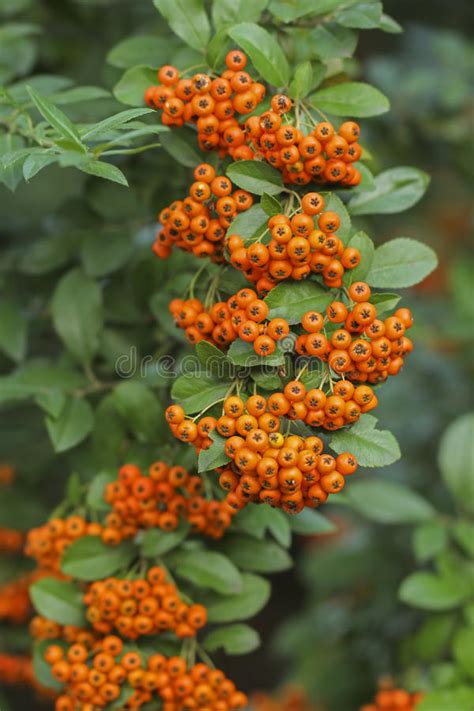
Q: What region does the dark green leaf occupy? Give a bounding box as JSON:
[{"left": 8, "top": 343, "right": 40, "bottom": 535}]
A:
[
  {"left": 30, "top": 577, "right": 86, "bottom": 626},
  {"left": 34, "top": 389, "right": 66, "bottom": 418},
  {"left": 310, "top": 81, "right": 389, "bottom": 117},
  {"left": 228, "top": 23, "right": 290, "bottom": 86},
  {"left": 153, "top": 0, "right": 210, "bottom": 52},
  {"left": 161, "top": 127, "right": 204, "bottom": 167},
  {"left": 168, "top": 549, "right": 242, "bottom": 594},
  {"left": 342, "top": 230, "right": 374, "bottom": 284},
  {"left": 366, "top": 238, "right": 438, "bottom": 288},
  {"left": 288, "top": 61, "right": 313, "bottom": 100},
  {"left": 201, "top": 572, "right": 270, "bottom": 622},
  {"left": 379, "top": 13, "right": 402, "bottom": 33},
  {"left": 77, "top": 159, "right": 128, "bottom": 186},
  {"left": 330, "top": 415, "right": 401, "bottom": 468},
  {"left": 349, "top": 167, "right": 430, "bottom": 215},
  {"left": 171, "top": 372, "right": 230, "bottom": 414},
  {"left": 288, "top": 508, "right": 337, "bottom": 534},
  {"left": 45, "top": 397, "right": 94, "bottom": 453},
  {"left": 80, "top": 230, "right": 133, "bottom": 277},
  {"left": 413, "top": 521, "right": 448, "bottom": 562},
  {"left": 369, "top": 292, "right": 401, "bottom": 316},
  {"left": 61, "top": 536, "right": 136, "bottom": 580},
  {"left": 86, "top": 471, "right": 115, "bottom": 512},
  {"left": 218, "top": 533, "right": 292, "bottom": 572},
  {"left": 141, "top": 523, "right": 189, "bottom": 557},
  {"left": 343, "top": 479, "right": 434, "bottom": 524},
  {"left": 113, "top": 382, "right": 164, "bottom": 443},
  {"left": 107, "top": 35, "right": 180, "bottom": 69},
  {"left": 453, "top": 627, "right": 474, "bottom": 678},
  {"left": 226, "top": 160, "right": 283, "bottom": 196},
  {"left": 452, "top": 520, "right": 474, "bottom": 557},
  {"left": 212, "top": 0, "right": 268, "bottom": 30},
  {"left": 227, "top": 338, "right": 286, "bottom": 367},
  {"left": 265, "top": 280, "right": 332, "bottom": 324},
  {"left": 27, "top": 86, "right": 85, "bottom": 149},
  {"left": 198, "top": 432, "right": 229, "bottom": 472},
  {"left": 261, "top": 193, "right": 282, "bottom": 217},
  {"left": 0, "top": 300, "right": 27, "bottom": 362},
  {"left": 203, "top": 623, "right": 260, "bottom": 655},
  {"left": 113, "top": 65, "right": 157, "bottom": 107},
  {"left": 227, "top": 204, "right": 268, "bottom": 242},
  {"left": 33, "top": 640, "right": 64, "bottom": 690}
]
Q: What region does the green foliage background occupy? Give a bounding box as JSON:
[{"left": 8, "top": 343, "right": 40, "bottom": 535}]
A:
[{"left": 0, "top": 0, "right": 472, "bottom": 710}]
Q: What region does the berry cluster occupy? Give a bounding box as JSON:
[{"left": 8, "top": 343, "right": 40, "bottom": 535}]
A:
[
  {"left": 153, "top": 164, "right": 253, "bottom": 262},
  {"left": 30, "top": 616, "right": 98, "bottom": 647},
  {"left": 25, "top": 516, "right": 103, "bottom": 573},
  {"left": 169, "top": 287, "right": 289, "bottom": 355},
  {"left": 0, "top": 573, "right": 35, "bottom": 624},
  {"left": 84, "top": 568, "right": 207, "bottom": 640},
  {"left": 0, "top": 526, "right": 24, "bottom": 554},
  {"left": 46, "top": 638, "right": 248, "bottom": 711},
  {"left": 361, "top": 685, "right": 423, "bottom": 711},
  {"left": 145, "top": 50, "right": 266, "bottom": 146},
  {"left": 228, "top": 194, "right": 360, "bottom": 291},
  {"left": 297, "top": 287, "right": 414, "bottom": 385},
  {"left": 0, "top": 653, "right": 35, "bottom": 687},
  {"left": 245, "top": 107, "right": 362, "bottom": 187},
  {"left": 105, "top": 461, "right": 236, "bottom": 540}
]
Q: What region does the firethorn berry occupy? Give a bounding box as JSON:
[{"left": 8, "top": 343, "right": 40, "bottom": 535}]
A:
[
  {"left": 152, "top": 166, "right": 253, "bottom": 263},
  {"left": 360, "top": 683, "right": 423, "bottom": 711}
]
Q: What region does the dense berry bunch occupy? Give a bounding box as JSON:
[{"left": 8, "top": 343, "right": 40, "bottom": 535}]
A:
[
  {"left": 169, "top": 287, "right": 289, "bottom": 354},
  {"left": 105, "top": 461, "right": 236, "bottom": 539},
  {"left": 145, "top": 50, "right": 266, "bottom": 146},
  {"left": 84, "top": 568, "right": 207, "bottom": 640},
  {"left": 46, "top": 639, "right": 248, "bottom": 711},
  {"left": 0, "top": 573, "right": 36, "bottom": 623},
  {"left": 153, "top": 164, "right": 253, "bottom": 262},
  {"left": 25, "top": 516, "right": 103, "bottom": 572},
  {"left": 0, "top": 526, "right": 24, "bottom": 553},
  {"left": 245, "top": 107, "right": 362, "bottom": 187},
  {"left": 30, "top": 616, "right": 98, "bottom": 647},
  {"left": 298, "top": 289, "right": 414, "bottom": 385},
  {"left": 360, "top": 685, "right": 423, "bottom": 710},
  {"left": 228, "top": 194, "right": 360, "bottom": 291}
]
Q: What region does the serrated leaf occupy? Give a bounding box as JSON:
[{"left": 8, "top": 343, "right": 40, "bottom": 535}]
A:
[
  {"left": 366, "top": 238, "right": 438, "bottom": 288},
  {"left": 30, "top": 577, "right": 86, "bottom": 626},
  {"left": 153, "top": 0, "right": 210, "bottom": 52},
  {"left": 343, "top": 479, "right": 434, "bottom": 524},
  {"left": 61, "top": 536, "right": 136, "bottom": 580},
  {"left": 227, "top": 160, "right": 283, "bottom": 196},
  {"left": 204, "top": 623, "right": 260, "bottom": 655},
  {"left": 310, "top": 81, "right": 389, "bottom": 117},
  {"left": 228, "top": 22, "right": 290, "bottom": 86},
  {"left": 349, "top": 167, "right": 430, "bottom": 215}
]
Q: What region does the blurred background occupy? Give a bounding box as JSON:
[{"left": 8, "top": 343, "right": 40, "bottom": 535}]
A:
[{"left": 0, "top": 0, "right": 473, "bottom": 710}]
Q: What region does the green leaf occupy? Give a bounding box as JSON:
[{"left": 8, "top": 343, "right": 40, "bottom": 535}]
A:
[
  {"left": 160, "top": 127, "right": 204, "bottom": 167},
  {"left": 198, "top": 432, "right": 229, "bottom": 472},
  {"left": 289, "top": 61, "right": 313, "bottom": 100},
  {"left": 51, "top": 268, "right": 103, "bottom": 362},
  {"left": 27, "top": 86, "right": 85, "bottom": 150},
  {"left": 153, "top": 0, "right": 210, "bottom": 52},
  {"left": 349, "top": 167, "right": 430, "bottom": 215},
  {"left": 310, "top": 81, "right": 389, "bottom": 117},
  {"left": 22, "top": 152, "right": 57, "bottom": 180},
  {"left": 342, "top": 230, "right": 374, "bottom": 284},
  {"left": 212, "top": 0, "right": 268, "bottom": 29},
  {"left": 113, "top": 382, "right": 163, "bottom": 443},
  {"left": 438, "top": 413, "right": 474, "bottom": 515},
  {"left": 452, "top": 520, "right": 474, "bottom": 558},
  {"left": 260, "top": 193, "right": 282, "bottom": 217},
  {"left": 413, "top": 521, "right": 448, "bottom": 563},
  {"left": 80, "top": 230, "right": 133, "bottom": 277},
  {"left": 0, "top": 300, "right": 27, "bottom": 362},
  {"left": 417, "top": 687, "right": 474, "bottom": 711},
  {"left": 34, "top": 389, "right": 66, "bottom": 418},
  {"left": 30, "top": 577, "right": 86, "bottom": 626},
  {"left": 228, "top": 23, "right": 290, "bottom": 87},
  {"left": 399, "top": 571, "right": 470, "bottom": 611},
  {"left": 61, "top": 536, "right": 136, "bottom": 580},
  {"left": 141, "top": 523, "right": 189, "bottom": 558},
  {"left": 201, "top": 572, "right": 270, "bottom": 622},
  {"left": 195, "top": 340, "right": 231, "bottom": 375},
  {"left": 233, "top": 505, "right": 291, "bottom": 547},
  {"left": 369, "top": 292, "right": 401, "bottom": 316},
  {"left": 269, "top": 0, "right": 357, "bottom": 22},
  {"left": 86, "top": 471, "right": 115, "bottom": 512},
  {"left": 412, "top": 613, "right": 455, "bottom": 662},
  {"left": 204, "top": 623, "right": 260, "bottom": 655},
  {"left": 168, "top": 549, "right": 242, "bottom": 594},
  {"left": 171, "top": 372, "right": 230, "bottom": 414},
  {"left": 45, "top": 397, "right": 94, "bottom": 453},
  {"left": 113, "top": 65, "right": 157, "bottom": 107},
  {"left": 288, "top": 508, "right": 337, "bottom": 534},
  {"left": 227, "top": 338, "right": 286, "bottom": 367},
  {"left": 343, "top": 479, "right": 434, "bottom": 524},
  {"left": 0, "top": 134, "right": 26, "bottom": 191},
  {"left": 227, "top": 160, "right": 283, "bottom": 196},
  {"left": 311, "top": 23, "right": 358, "bottom": 60},
  {"left": 453, "top": 627, "right": 474, "bottom": 678},
  {"left": 218, "top": 533, "right": 292, "bottom": 572},
  {"left": 33, "top": 640, "right": 64, "bottom": 691},
  {"left": 366, "top": 237, "right": 438, "bottom": 288},
  {"left": 227, "top": 203, "right": 268, "bottom": 242},
  {"left": 265, "top": 280, "right": 332, "bottom": 324},
  {"left": 330, "top": 415, "right": 401, "bottom": 468},
  {"left": 107, "top": 35, "right": 180, "bottom": 69},
  {"left": 81, "top": 108, "right": 153, "bottom": 140},
  {"left": 335, "top": 2, "right": 382, "bottom": 29},
  {"left": 51, "top": 86, "right": 110, "bottom": 105},
  {"left": 76, "top": 159, "right": 129, "bottom": 186},
  {"left": 379, "top": 13, "right": 402, "bottom": 33}
]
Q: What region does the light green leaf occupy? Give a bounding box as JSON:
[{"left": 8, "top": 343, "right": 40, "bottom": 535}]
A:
[
  {"left": 379, "top": 13, "right": 402, "bottom": 33},
  {"left": 153, "top": 0, "right": 210, "bottom": 52},
  {"left": 366, "top": 238, "right": 438, "bottom": 288},
  {"left": 52, "top": 86, "right": 110, "bottom": 105},
  {"left": 413, "top": 521, "right": 448, "bottom": 562},
  {"left": 349, "top": 167, "right": 430, "bottom": 215},
  {"left": 0, "top": 300, "right": 27, "bottom": 362},
  {"left": 227, "top": 338, "right": 286, "bottom": 367},
  {"left": 51, "top": 268, "right": 103, "bottom": 362},
  {"left": 204, "top": 623, "right": 260, "bottom": 655},
  {"left": 23, "top": 152, "right": 57, "bottom": 180},
  {"left": 322, "top": 192, "right": 351, "bottom": 242},
  {"left": 160, "top": 128, "right": 204, "bottom": 167},
  {"left": 227, "top": 204, "right": 268, "bottom": 242},
  {"left": 289, "top": 61, "right": 313, "bottom": 100},
  {"left": 265, "top": 280, "right": 332, "bottom": 324},
  {"left": 399, "top": 571, "right": 470, "bottom": 611},
  {"left": 30, "top": 577, "right": 86, "bottom": 626},
  {"left": 438, "top": 414, "right": 474, "bottom": 515},
  {"left": 269, "top": 0, "right": 357, "bottom": 22},
  {"left": 61, "top": 536, "right": 136, "bottom": 580},
  {"left": 141, "top": 524, "right": 189, "bottom": 557},
  {"left": 81, "top": 108, "right": 153, "bottom": 140},
  {"left": 310, "top": 81, "right": 389, "bottom": 117},
  {"left": 171, "top": 371, "right": 230, "bottom": 414},
  {"left": 227, "top": 160, "right": 283, "bottom": 196},
  {"left": 228, "top": 22, "right": 290, "bottom": 86},
  {"left": 198, "top": 432, "right": 229, "bottom": 472},
  {"left": 212, "top": 0, "right": 268, "bottom": 29},
  {"left": 417, "top": 687, "right": 474, "bottom": 711},
  {"left": 218, "top": 533, "right": 292, "bottom": 572},
  {"left": 27, "top": 86, "right": 85, "bottom": 150},
  {"left": 107, "top": 35, "right": 180, "bottom": 69},
  {"left": 34, "top": 389, "right": 66, "bottom": 418},
  {"left": 201, "top": 572, "right": 270, "bottom": 622},
  {"left": 113, "top": 65, "right": 156, "bottom": 107},
  {"left": 343, "top": 479, "right": 434, "bottom": 523},
  {"left": 86, "top": 471, "right": 115, "bottom": 512},
  {"left": 45, "top": 397, "right": 94, "bottom": 453},
  {"left": 311, "top": 23, "right": 358, "bottom": 60},
  {"left": 335, "top": 2, "right": 382, "bottom": 29},
  {"left": 168, "top": 549, "right": 242, "bottom": 594},
  {"left": 453, "top": 627, "right": 474, "bottom": 678},
  {"left": 288, "top": 508, "right": 337, "bottom": 534},
  {"left": 77, "top": 159, "right": 128, "bottom": 186},
  {"left": 369, "top": 292, "right": 401, "bottom": 316}
]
